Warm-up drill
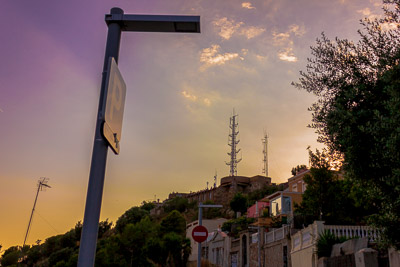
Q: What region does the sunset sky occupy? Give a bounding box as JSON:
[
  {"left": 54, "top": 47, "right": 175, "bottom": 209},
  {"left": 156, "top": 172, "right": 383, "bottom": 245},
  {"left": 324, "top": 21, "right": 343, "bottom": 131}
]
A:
[{"left": 0, "top": 0, "right": 384, "bottom": 250}]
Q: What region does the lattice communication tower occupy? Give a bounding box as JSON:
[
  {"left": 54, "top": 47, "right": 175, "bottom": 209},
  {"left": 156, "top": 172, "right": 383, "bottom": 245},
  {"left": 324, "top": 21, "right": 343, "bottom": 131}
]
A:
[
  {"left": 262, "top": 133, "right": 269, "bottom": 176},
  {"left": 226, "top": 111, "right": 241, "bottom": 176}
]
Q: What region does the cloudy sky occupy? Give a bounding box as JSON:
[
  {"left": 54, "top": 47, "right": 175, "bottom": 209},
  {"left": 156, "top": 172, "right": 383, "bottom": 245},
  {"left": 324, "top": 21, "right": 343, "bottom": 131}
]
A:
[{"left": 0, "top": 0, "right": 383, "bottom": 249}]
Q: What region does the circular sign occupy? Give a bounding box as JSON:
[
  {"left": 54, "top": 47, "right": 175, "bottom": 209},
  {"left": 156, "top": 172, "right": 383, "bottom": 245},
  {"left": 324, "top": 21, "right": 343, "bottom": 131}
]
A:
[{"left": 192, "top": 225, "right": 208, "bottom": 243}]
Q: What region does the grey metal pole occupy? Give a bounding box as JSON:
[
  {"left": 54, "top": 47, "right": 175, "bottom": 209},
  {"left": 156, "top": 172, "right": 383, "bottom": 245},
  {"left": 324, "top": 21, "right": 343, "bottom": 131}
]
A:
[
  {"left": 197, "top": 202, "right": 203, "bottom": 267},
  {"left": 258, "top": 225, "right": 261, "bottom": 267},
  {"left": 77, "top": 7, "right": 123, "bottom": 267}
]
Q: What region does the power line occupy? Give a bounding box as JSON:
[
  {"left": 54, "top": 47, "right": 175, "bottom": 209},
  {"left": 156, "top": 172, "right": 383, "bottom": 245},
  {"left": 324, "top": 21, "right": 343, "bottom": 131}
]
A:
[{"left": 35, "top": 211, "right": 59, "bottom": 234}]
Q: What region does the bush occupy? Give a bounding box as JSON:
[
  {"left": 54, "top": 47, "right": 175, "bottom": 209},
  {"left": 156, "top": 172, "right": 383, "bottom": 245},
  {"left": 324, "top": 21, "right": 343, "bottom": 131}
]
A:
[{"left": 316, "top": 230, "right": 347, "bottom": 258}]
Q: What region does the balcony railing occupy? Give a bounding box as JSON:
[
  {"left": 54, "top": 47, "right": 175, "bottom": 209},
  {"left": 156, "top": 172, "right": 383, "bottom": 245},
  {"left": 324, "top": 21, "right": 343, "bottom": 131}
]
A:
[
  {"left": 265, "top": 225, "right": 290, "bottom": 244},
  {"left": 291, "top": 221, "right": 380, "bottom": 253}
]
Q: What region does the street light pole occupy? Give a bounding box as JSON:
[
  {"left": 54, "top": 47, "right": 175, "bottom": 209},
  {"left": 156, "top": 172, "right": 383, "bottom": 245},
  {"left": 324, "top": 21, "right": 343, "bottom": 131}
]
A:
[
  {"left": 77, "top": 7, "right": 123, "bottom": 267},
  {"left": 77, "top": 8, "right": 200, "bottom": 267}
]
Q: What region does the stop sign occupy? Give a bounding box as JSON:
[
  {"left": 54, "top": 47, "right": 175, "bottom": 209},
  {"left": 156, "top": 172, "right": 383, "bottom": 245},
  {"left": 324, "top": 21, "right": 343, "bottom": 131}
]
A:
[{"left": 192, "top": 225, "right": 208, "bottom": 243}]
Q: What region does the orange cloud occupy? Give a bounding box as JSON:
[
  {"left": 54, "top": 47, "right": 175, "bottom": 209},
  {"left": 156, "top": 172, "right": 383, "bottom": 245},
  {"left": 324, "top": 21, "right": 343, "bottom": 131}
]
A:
[
  {"left": 213, "top": 17, "right": 265, "bottom": 40},
  {"left": 199, "top": 45, "right": 239, "bottom": 70},
  {"left": 242, "top": 2, "right": 255, "bottom": 9}
]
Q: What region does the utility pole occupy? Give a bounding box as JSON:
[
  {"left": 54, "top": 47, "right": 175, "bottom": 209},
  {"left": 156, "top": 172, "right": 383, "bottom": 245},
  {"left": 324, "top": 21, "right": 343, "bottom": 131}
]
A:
[
  {"left": 226, "top": 110, "right": 241, "bottom": 176},
  {"left": 23, "top": 178, "right": 51, "bottom": 247},
  {"left": 20, "top": 178, "right": 51, "bottom": 265}
]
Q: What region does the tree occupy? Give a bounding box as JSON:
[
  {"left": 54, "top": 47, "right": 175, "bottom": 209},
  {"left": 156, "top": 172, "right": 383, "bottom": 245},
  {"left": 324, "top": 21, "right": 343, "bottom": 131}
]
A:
[
  {"left": 163, "top": 197, "right": 190, "bottom": 213},
  {"left": 119, "top": 216, "right": 157, "bottom": 267},
  {"left": 115, "top": 206, "right": 149, "bottom": 233},
  {"left": 160, "top": 210, "right": 186, "bottom": 237},
  {"left": 230, "top": 192, "right": 248, "bottom": 216},
  {"left": 141, "top": 201, "right": 156, "bottom": 212},
  {"left": 0, "top": 246, "right": 20, "bottom": 266},
  {"left": 295, "top": 149, "right": 371, "bottom": 225},
  {"left": 291, "top": 165, "right": 307, "bottom": 176},
  {"left": 293, "top": 0, "right": 400, "bottom": 248},
  {"left": 158, "top": 211, "right": 191, "bottom": 266},
  {"left": 221, "top": 216, "right": 255, "bottom": 238},
  {"left": 202, "top": 200, "right": 222, "bottom": 219}
]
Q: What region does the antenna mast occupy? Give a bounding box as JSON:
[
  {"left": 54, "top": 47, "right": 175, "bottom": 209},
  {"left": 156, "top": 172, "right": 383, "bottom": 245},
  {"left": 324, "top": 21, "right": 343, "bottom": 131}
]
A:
[
  {"left": 23, "top": 177, "right": 51, "bottom": 247},
  {"left": 226, "top": 110, "right": 241, "bottom": 176},
  {"left": 214, "top": 170, "right": 217, "bottom": 188},
  {"left": 262, "top": 132, "right": 269, "bottom": 176}
]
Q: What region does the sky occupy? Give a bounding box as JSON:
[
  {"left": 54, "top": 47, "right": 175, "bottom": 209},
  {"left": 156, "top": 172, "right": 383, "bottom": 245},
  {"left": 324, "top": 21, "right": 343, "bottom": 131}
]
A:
[{"left": 0, "top": 0, "right": 384, "bottom": 250}]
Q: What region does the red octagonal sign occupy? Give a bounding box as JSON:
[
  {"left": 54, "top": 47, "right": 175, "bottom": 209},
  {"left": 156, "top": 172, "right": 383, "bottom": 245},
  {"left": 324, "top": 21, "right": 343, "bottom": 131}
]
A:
[{"left": 192, "top": 225, "right": 208, "bottom": 243}]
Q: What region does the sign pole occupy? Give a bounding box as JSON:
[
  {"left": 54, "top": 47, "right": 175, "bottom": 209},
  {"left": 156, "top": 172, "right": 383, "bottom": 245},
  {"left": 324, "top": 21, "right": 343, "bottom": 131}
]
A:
[
  {"left": 77, "top": 7, "right": 123, "bottom": 267},
  {"left": 197, "top": 202, "right": 203, "bottom": 267},
  {"left": 196, "top": 203, "right": 222, "bottom": 267},
  {"left": 78, "top": 8, "right": 199, "bottom": 267}
]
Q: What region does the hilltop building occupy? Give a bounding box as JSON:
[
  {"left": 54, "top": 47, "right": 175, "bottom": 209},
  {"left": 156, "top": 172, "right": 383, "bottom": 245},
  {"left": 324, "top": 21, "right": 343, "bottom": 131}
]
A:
[{"left": 168, "top": 175, "right": 273, "bottom": 206}]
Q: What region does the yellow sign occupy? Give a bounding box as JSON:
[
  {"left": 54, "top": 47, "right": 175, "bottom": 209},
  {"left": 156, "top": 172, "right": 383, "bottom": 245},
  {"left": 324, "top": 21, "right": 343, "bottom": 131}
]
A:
[{"left": 102, "top": 57, "right": 126, "bottom": 154}]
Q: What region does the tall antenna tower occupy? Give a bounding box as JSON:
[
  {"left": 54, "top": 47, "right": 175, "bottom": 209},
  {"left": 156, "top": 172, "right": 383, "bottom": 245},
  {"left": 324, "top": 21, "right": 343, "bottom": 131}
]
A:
[
  {"left": 226, "top": 110, "right": 241, "bottom": 176},
  {"left": 213, "top": 170, "right": 217, "bottom": 188},
  {"left": 23, "top": 177, "right": 51, "bottom": 248},
  {"left": 262, "top": 132, "right": 269, "bottom": 176}
]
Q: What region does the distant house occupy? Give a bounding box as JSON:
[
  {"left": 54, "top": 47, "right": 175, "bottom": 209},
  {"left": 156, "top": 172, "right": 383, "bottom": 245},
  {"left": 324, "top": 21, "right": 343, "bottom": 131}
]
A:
[
  {"left": 247, "top": 201, "right": 269, "bottom": 218},
  {"left": 259, "top": 170, "right": 309, "bottom": 221},
  {"left": 203, "top": 229, "right": 230, "bottom": 267},
  {"left": 287, "top": 169, "right": 309, "bottom": 193},
  {"left": 186, "top": 218, "right": 228, "bottom": 266}
]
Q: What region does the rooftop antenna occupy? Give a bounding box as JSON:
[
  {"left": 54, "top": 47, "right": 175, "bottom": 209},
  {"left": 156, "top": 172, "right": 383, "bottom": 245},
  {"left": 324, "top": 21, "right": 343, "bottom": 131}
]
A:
[
  {"left": 262, "top": 132, "right": 269, "bottom": 177},
  {"left": 214, "top": 170, "right": 217, "bottom": 188},
  {"left": 225, "top": 109, "right": 242, "bottom": 176},
  {"left": 23, "top": 178, "right": 51, "bottom": 247}
]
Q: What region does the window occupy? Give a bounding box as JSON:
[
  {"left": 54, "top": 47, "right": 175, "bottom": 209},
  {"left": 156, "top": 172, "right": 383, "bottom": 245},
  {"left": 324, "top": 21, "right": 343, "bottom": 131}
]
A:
[{"left": 292, "top": 183, "right": 298, "bottom": 192}]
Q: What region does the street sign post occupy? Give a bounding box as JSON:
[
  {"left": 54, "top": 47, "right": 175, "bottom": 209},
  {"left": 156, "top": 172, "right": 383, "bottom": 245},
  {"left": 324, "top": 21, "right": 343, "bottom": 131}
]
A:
[
  {"left": 102, "top": 57, "right": 126, "bottom": 154},
  {"left": 192, "top": 225, "right": 208, "bottom": 243},
  {"left": 78, "top": 7, "right": 200, "bottom": 267},
  {"left": 196, "top": 203, "right": 223, "bottom": 267}
]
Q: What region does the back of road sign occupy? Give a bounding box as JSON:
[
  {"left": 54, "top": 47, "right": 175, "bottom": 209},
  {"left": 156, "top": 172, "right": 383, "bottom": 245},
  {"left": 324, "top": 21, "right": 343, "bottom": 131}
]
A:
[{"left": 102, "top": 57, "right": 126, "bottom": 154}]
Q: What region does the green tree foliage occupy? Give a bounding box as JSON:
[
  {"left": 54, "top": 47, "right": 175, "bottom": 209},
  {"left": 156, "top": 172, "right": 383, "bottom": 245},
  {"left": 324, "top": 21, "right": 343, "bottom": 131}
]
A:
[
  {"left": 293, "top": 0, "right": 400, "bottom": 248},
  {"left": 230, "top": 192, "right": 248, "bottom": 215},
  {"left": 160, "top": 210, "right": 186, "bottom": 237},
  {"left": 163, "top": 197, "right": 190, "bottom": 213},
  {"left": 95, "top": 235, "right": 127, "bottom": 267},
  {"left": 295, "top": 149, "right": 372, "bottom": 225},
  {"left": 221, "top": 216, "right": 255, "bottom": 238},
  {"left": 1, "top": 205, "right": 194, "bottom": 267},
  {"left": 202, "top": 200, "right": 222, "bottom": 219},
  {"left": 0, "top": 246, "right": 20, "bottom": 266},
  {"left": 291, "top": 165, "right": 307, "bottom": 176},
  {"left": 115, "top": 206, "right": 149, "bottom": 233},
  {"left": 316, "top": 230, "right": 348, "bottom": 258},
  {"left": 141, "top": 201, "right": 156, "bottom": 212},
  {"left": 119, "top": 216, "right": 158, "bottom": 267},
  {"left": 96, "top": 210, "right": 191, "bottom": 267}
]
